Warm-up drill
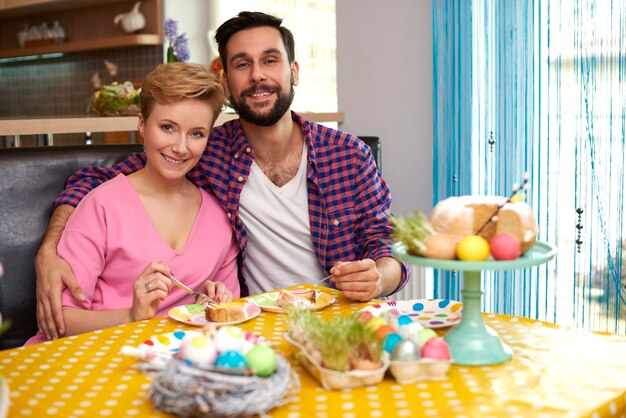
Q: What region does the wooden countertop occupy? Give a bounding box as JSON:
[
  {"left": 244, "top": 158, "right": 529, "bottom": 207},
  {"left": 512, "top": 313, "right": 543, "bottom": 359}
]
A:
[{"left": 0, "top": 112, "right": 345, "bottom": 136}]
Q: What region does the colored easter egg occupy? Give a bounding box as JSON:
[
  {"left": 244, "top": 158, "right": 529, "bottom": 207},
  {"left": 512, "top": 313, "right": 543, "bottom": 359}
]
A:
[
  {"left": 417, "top": 328, "right": 438, "bottom": 346},
  {"left": 375, "top": 324, "right": 397, "bottom": 340},
  {"left": 215, "top": 350, "right": 248, "bottom": 369},
  {"left": 390, "top": 339, "right": 421, "bottom": 361},
  {"left": 398, "top": 321, "right": 424, "bottom": 341},
  {"left": 240, "top": 331, "right": 264, "bottom": 355},
  {"left": 383, "top": 333, "right": 403, "bottom": 353},
  {"left": 456, "top": 235, "right": 490, "bottom": 261},
  {"left": 244, "top": 331, "right": 263, "bottom": 345},
  {"left": 425, "top": 233, "right": 458, "bottom": 260},
  {"left": 421, "top": 337, "right": 451, "bottom": 360},
  {"left": 214, "top": 326, "right": 245, "bottom": 353},
  {"left": 358, "top": 311, "right": 374, "bottom": 323},
  {"left": 365, "top": 316, "right": 388, "bottom": 331},
  {"left": 178, "top": 333, "right": 217, "bottom": 368},
  {"left": 490, "top": 233, "right": 522, "bottom": 260},
  {"left": 380, "top": 309, "right": 401, "bottom": 329},
  {"left": 245, "top": 344, "right": 277, "bottom": 377}
]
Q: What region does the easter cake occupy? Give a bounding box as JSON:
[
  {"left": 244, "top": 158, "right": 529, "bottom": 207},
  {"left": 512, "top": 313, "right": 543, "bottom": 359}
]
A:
[
  {"left": 429, "top": 195, "right": 539, "bottom": 253},
  {"left": 205, "top": 302, "right": 247, "bottom": 323},
  {"left": 276, "top": 289, "right": 316, "bottom": 308}
]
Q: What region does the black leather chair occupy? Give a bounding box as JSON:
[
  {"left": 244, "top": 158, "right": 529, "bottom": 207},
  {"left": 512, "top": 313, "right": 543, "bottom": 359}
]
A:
[
  {"left": 359, "top": 136, "right": 382, "bottom": 173},
  {"left": 0, "top": 144, "right": 142, "bottom": 349}
]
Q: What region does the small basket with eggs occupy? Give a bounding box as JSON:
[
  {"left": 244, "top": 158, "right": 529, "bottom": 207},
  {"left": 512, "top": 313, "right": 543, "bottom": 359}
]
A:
[
  {"left": 130, "top": 325, "right": 299, "bottom": 417},
  {"left": 285, "top": 307, "right": 389, "bottom": 390}
]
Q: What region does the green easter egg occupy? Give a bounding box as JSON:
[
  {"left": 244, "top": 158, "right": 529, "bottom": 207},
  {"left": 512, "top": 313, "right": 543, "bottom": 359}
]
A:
[
  {"left": 244, "top": 344, "right": 276, "bottom": 377},
  {"left": 418, "top": 328, "right": 438, "bottom": 346}
]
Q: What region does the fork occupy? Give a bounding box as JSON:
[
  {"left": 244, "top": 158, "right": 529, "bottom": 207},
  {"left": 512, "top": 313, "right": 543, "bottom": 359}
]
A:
[
  {"left": 168, "top": 275, "right": 218, "bottom": 306},
  {"left": 313, "top": 274, "right": 334, "bottom": 291}
]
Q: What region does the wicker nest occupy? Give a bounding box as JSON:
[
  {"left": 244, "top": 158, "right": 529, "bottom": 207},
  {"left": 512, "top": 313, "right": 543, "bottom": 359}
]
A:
[{"left": 140, "top": 355, "right": 299, "bottom": 417}]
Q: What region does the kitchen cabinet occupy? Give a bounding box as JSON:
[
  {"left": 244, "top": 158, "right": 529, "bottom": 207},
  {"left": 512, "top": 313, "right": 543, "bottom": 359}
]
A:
[{"left": 0, "top": 0, "right": 163, "bottom": 59}]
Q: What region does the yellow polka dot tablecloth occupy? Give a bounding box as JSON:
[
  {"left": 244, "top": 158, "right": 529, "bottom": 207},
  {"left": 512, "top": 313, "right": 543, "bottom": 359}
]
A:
[{"left": 0, "top": 284, "right": 625, "bottom": 418}]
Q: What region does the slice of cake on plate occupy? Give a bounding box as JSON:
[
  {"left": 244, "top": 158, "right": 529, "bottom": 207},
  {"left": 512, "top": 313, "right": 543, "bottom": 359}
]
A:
[
  {"left": 276, "top": 289, "right": 316, "bottom": 308},
  {"left": 205, "top": 302, "right": 247, "bottom": 323}
]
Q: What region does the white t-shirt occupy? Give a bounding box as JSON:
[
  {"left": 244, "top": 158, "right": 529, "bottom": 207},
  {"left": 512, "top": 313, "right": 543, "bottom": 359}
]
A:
[{"left": 239, "top": 144, "right": 327, "bottom": 294}]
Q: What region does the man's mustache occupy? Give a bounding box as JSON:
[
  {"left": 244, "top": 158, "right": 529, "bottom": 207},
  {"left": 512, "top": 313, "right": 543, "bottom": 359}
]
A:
[{"left": 241, "top": 84, "right": 279, "bottom": 96}]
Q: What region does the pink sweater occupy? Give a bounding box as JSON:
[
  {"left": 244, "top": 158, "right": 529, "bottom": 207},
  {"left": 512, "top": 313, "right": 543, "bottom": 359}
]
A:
[{"left": 27, "top": 174, "right": 239, "bottom": 345}]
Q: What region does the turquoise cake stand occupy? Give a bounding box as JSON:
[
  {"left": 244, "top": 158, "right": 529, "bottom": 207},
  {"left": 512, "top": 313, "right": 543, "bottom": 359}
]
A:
[{"left": 392, "top": 241, "right": 556, "bottom": 366}]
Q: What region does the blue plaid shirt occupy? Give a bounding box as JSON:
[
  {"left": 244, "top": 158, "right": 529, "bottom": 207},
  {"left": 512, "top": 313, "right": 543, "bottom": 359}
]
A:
[{"left": 55, "top": 112, "right": 409, "bottom": 296}]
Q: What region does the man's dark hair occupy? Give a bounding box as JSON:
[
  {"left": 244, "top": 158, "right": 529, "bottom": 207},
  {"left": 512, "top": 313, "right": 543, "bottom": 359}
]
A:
[{"left": 215, "top": 11, "right": 295, "bottom": 73}]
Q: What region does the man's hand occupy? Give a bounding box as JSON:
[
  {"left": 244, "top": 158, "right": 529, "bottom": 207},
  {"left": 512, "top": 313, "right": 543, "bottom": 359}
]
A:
[
  {"left": 330, "top": 259, "right": 381, "bottom": 301},
  {"left": 35, "top": 249, "right": 85, "bottom": 340},
  {"left": 330, "top": 257, "right": 402, "bottom": 302},
  {"left": 34, "top": 204, "right": 84, "bottom": 340}
]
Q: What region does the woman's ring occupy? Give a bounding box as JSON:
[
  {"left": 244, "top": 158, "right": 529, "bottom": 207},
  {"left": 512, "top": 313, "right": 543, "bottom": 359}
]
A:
[{"left": 146, "top": 281, "right": 153, "bottom": 292}]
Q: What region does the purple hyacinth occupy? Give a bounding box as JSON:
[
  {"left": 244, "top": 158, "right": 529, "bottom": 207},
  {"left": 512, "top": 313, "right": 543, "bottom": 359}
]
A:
[
  {"left": 174, "top": 34, "right": 190, "bottom": 62},
  {"left": 164, "top": 18, "right": 179, "bottom": 44}
]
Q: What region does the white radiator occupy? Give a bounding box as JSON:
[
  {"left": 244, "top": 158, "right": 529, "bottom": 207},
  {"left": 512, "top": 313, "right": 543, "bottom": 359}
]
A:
[{"left": 387, "top": 266, "right": 433, "bottom": 300}]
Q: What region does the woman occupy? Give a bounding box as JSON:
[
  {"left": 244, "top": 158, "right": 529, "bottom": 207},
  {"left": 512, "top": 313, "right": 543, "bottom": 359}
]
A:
[{"left": 26, "top": 63, "right": 238, "bottom": 344}]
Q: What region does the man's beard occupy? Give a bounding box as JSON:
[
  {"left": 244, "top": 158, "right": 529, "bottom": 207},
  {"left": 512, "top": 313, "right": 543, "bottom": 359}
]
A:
[{"left": 229, "top": 80, "right": 295, "bottom": 127}]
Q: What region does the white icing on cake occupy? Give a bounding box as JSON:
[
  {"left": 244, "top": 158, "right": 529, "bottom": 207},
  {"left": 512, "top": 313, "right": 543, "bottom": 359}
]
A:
[{"left": 429, "top": 195, "right": 539, "bottom": 253}]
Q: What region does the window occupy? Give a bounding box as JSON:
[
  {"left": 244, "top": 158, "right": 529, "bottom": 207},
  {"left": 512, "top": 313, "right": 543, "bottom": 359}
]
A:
[
  {"left": 539, "top": 0, "right": 626, "bottom": 331},
  {"left": 433, "top": 0, "right": 626, "bottom": 333}
]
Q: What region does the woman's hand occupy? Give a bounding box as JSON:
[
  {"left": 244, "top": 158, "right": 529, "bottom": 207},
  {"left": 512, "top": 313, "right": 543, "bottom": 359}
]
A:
[
  {"left": 202, "top": 280, "right": 233, "bottom": 303},
  {"left": 131, "top": 262, "right": 173, "bottom": 321}
]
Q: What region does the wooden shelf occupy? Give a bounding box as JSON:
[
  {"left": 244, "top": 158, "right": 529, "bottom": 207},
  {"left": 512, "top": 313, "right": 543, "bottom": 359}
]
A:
[
  {"left": 0, "top": 0, "right": 162, "bottom": 60},
  {"left": 0, "top": 34, "right": 162, "bottom": 59},
  {"left": 0, "top": 112, "right": 346, "bottom": 136}
]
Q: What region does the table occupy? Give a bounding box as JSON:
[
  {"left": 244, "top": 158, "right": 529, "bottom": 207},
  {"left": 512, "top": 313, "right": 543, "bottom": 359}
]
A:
[{"left": 0, "top": 285, "right": 625, "bottom": 418}]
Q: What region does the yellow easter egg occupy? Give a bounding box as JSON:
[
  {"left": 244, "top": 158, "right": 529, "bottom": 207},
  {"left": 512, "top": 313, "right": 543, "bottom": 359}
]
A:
[
  {"left": 456, "top": 235, "right": 490, "bottom": 261},
  {"left": 365, "top": 316, "right": 387, "bottom": 331}
]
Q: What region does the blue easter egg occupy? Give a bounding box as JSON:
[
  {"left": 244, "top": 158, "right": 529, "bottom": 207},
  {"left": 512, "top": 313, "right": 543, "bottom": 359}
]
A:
[
  {"left": 215, "top": 350, "right": 247, "bottom": 369},
  {"left": 383, "top": 333, "right": 402, "bottom": 353}
]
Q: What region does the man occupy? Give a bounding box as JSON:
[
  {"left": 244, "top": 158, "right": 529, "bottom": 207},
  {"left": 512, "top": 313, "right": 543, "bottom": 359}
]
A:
[{"left": 35, "top": 11, "right": 408, "bottom": 340}]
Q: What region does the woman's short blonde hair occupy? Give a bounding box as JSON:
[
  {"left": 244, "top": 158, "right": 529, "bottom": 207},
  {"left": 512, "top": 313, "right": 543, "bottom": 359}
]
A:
[{"left": 140, "top": 62, "right": 224, "bottom": 124}]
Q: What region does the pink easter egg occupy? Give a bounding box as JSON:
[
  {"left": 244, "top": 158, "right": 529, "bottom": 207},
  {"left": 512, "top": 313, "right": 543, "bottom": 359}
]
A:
[
  {"left": 489, "top": 233, "right": 522, "bottom": 260},
  {"left": 421, "top": 337, "right": 451, "bottom": 360}
]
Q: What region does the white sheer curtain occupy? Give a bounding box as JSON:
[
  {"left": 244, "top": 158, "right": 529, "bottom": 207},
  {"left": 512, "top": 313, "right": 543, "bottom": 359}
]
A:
[
  {"left": 433, "top": 0, "right": 626, "bottom": 333},
  {"left": 210, "top": 0, "right": 337, "bottom": 114}
]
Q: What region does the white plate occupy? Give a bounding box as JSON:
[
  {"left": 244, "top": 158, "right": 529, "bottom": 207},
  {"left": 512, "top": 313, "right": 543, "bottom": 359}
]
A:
[
  {"left": 249, "top": 289, "right": 336, "bottom": 314},
  {"left": 168, "top": 302, "right": 261, "bottom": 326},
  {"left": 360, "top": 299, "right": 463, "bottom": 328}
]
